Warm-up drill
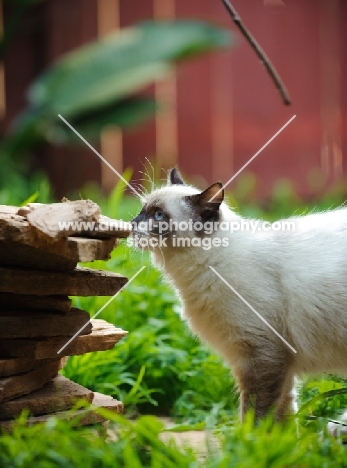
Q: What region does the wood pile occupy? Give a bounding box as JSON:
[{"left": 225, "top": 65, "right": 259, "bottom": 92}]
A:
[{"left": 0, "top": 200, "right": 132, "bottom": 429}]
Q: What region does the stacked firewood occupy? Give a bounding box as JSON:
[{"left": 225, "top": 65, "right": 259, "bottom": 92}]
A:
[{"left": 0, "top": 200, "right": 132, "bottom": 429}]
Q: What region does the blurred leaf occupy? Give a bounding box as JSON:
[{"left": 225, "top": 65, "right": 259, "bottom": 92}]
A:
[
  {"left": 28, "top": 21, "right": 233, "bottom": 117},
  {"left": 298, "top": 388, "right": 347, "bottom": 415},
  {"left": 1, "top": 19, "right": 232, "bottom": 180},
  {"left": 0, "top": 106, "right": 47, "bottom": 160},
  {"left": 106, "top": 167, "right": 133, "bottom": 218},
  {"left": 20, "top": 191, "right": 39, "bottom": 206},
  {"left": 47, "top": 98, "right": 159, "bottom": 143}
]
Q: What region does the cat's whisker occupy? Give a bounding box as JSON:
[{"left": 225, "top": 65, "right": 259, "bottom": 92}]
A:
[
  {"left": 137, "top": 171, "right": 152, "bottom": 189},
  {"left": 126, "top": 180, "right": 145, "bottom": 202},
  {"left": 131, "top": 182, "right": 148, "bottom": 200},
  {"left": 156, "top": 241, "right": 166, "bottom": 269},
  {"left": 138, "top": 160, "right": 154, "bottom": 191},
  {"left": 145, "top": 157, "right": 155, "bottom": 191},
  {"left": 133, "top": 176, "right": 150, "bottom": 188}
]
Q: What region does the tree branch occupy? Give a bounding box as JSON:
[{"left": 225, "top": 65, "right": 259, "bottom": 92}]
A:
[{"left": 221, "top": 0, "right": 291, "bottom": 106}]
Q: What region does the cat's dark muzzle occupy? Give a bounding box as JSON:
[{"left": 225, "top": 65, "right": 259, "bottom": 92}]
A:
[
  {"left": 131, "top": 213, "right": 145, "bottom": 226},
  {"left": 131, "top": 213, "right": 148, "bottom": 236},
  {"left": 131, "top": 214, "right": 172, "bottom": 237}
]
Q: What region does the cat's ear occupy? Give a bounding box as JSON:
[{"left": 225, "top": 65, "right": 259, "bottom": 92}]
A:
[
  {"left": 189, "top": 182, "right": 224, "bottom": 208},
  {"left": 186, "top": 182, "right": 224, "bottom": 223},
  {"left": 168, "top": 167, "right": 185, "bottom": 186}
]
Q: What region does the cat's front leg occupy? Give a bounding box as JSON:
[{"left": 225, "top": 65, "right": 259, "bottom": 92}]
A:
[{"left": 234, "top": 351, "right": 294, "bottom": 421}]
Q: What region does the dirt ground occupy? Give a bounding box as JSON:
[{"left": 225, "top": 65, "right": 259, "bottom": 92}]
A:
[
  {"left": 105, "top": 416, "right": 219, "bottom": 460},
  {"left": 158, "top": 417, "right": 219, "bottom": 460}
]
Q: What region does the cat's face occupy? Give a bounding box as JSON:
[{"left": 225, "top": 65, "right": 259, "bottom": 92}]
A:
[{"left": 131, "top": 168, "right": 224, "bottom": 251}]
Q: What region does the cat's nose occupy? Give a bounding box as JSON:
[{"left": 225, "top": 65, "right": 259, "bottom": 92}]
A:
[{"left": 131, "top": 213, "right": 146, "bottom": 231}]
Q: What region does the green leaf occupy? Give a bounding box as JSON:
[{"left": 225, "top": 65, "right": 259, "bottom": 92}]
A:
[
  {"left": 298, "top": 388, "right": 347, "bottom": 415},
  {"left": 20, "top": 191, "right": 39, "bottom": 206},
  {"left": 107, "top": 167, "right": 133, "bottom": 217},
  {"left": 0, "top": 107, "right": 47, "bottom": 160},
  {"left": 2, "top": 20, "right": 232, "bottom": 161},
  {"left": 28, "top": 21, "right": 232, "bottom": 117},
  {"left": 47, "top": 98, "right": 159, "bottom": 143}
]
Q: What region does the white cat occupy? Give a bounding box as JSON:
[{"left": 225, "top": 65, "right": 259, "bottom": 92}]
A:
[{"left": 131, "top": 167, "right": 347, "bottom": 423}]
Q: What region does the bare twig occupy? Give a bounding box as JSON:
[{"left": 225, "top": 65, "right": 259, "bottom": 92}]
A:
[{"left": 221, "top": 0, "right": 291, "bottom": 106}]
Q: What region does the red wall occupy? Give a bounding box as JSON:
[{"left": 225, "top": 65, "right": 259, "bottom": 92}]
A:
[{"left": 3, "top": 0, "right": 347, "bottom": 199}]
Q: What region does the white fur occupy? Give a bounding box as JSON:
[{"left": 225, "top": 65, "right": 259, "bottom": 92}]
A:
[{"left": 142, "top": 183, "right": 347, "bottom": 382}]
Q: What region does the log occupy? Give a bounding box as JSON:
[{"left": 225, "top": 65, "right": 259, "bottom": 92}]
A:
[
  {"left": 0, "top": 391, "right": 123, "bottom": 429},
  {"left": 0, "top": 308, "right": 92, "bottom": 338},
  {"left": 73, "top": 215, "right": 132, "bottom": 239},
  {"left": 24, "top": 200, "right": 101, "bottom": 240},
  {"left": 0, "top": 360, "right": 61, "bottom": 402},
  {"left": 0, "top": 206, "right": 18, "bottom": 216},
  {"left": 0, "top": 357, "right": 66, "bottom": 378},
  {"left": 0, "top": 293, "right": 71, "bottom": 313},
  {"left": 0, "top": 375, "right": 94, "bottom": 419},
  {"left": 66, "top": 236, "right": 120, "bottom": 262},
  {"left": 17, "top": 202, "right": 132, "bottom": 239},
  {"left": 0, "top": 266, "right": 128, "bottom": 296},
  {"left": 17, "top": 200, "right": 131, "bottom": 240},
  {"left": 0, "top": 212, "right": 120, "bottom": 270},
  {"left": 92, "top": 391, "right": 123, "bottom": 413},
  {"left": 0, "top": 320, "right": 127, "bottom": 358}
]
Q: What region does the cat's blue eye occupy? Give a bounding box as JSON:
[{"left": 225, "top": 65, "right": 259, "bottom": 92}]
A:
[{"left": 154, "top": 210, "right": 164, "bottom": 221}]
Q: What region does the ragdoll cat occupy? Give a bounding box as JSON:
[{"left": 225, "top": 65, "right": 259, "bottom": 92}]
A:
[{"left": 131, "top": 167, "right": 347, "bottom": 425}]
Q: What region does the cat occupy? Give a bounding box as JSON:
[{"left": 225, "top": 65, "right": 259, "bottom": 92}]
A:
[{"left": 131, "top": 167, "right": 347, "bottom": 427}]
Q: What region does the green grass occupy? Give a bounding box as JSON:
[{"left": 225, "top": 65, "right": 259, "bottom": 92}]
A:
[
  {"left": 0, "top": 412, "right": 198, "bottom": 468},
  {"left": 2, "top": 411, "right": 347, "bottom": 467}
]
